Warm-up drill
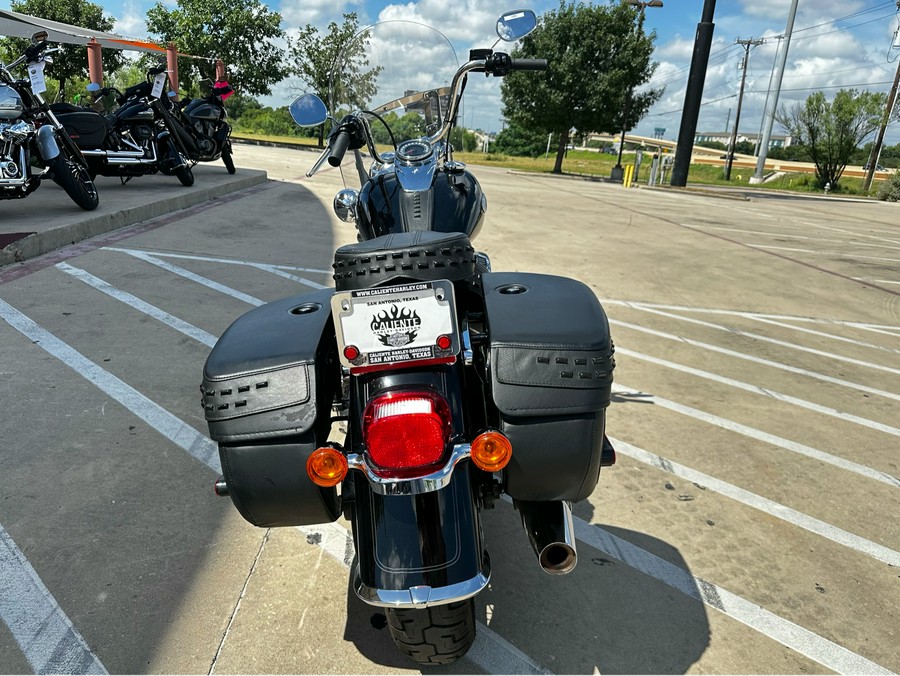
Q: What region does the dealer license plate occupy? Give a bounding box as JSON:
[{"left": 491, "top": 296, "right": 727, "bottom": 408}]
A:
[{"left": 332, "top": 280, "right": 460, "bottom": 370}]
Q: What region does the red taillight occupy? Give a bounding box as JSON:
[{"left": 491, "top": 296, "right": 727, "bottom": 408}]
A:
[{"left": 363, "top": 391, "right": 451, "bottom": 476}]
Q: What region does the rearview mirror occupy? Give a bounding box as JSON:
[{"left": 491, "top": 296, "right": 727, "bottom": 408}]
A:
[
  {"left": 86, "top": 82, "right": 101, "bottom": 93},
  {"left": 31, "top": 31, "right": 48, "bottom": 44},
  {"left": 290, "top": 94, "right": 328, "bottom": 127},
  {"left": 496, "top": 10, "right": 537, "bottom": 42}
]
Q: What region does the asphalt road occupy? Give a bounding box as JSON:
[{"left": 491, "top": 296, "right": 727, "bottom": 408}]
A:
[{"left": 1, "top": 145, "right": 898, "bottom": 674}]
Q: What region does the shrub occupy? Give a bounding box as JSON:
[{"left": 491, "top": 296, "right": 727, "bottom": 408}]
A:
[{"left": 877, "top": 171, "right": 900, "bottom": 201}]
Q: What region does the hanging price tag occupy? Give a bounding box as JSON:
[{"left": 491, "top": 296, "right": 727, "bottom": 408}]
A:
[
  {"left": 151, "top": 71, "right": 167, "bottom": 99},
  {"left": 28, "top": 60, "right": 47, "bottom": 94}
]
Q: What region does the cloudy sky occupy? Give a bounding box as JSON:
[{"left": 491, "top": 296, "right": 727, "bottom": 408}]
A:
[{"left": 5, "top": 0, "right": 900, "bottom": 143}]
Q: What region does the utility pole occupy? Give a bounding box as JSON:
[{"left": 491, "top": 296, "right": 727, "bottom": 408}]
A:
[
  {"left": 725, "top": 38, "right": 764, "bottom": 181},
  {"left": 671, "top": 0, "right": 716, "bottom": 187},
  {"left": 751, "top": 0, "right": 799, "bottom": 184},
  {"left": 864, "top": 2, "right": 900, "bottom": 192}
]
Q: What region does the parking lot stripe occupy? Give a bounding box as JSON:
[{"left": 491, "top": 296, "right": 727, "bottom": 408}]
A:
[
  {"left": 102, "top": 247, "right": 333, "bottom": 276},
  {"left": 603, "top": 300, "right": 900, "bottom": 365},
  {"left": 109, "top": 250, "right": 265, "bottom": 307},
  {"left": 568, "top": 514, "right": 891, "bottom": 675},
  {"left": 610, "top": 437, "right": 900, "bottom": 566},
  {"left": 0, "top": 523, "right": 108, "bottom": 675},
  {"left": 619, "top": 346, "right": 900, "bottom": 438},
  {"left": 56, "top": 264, "right": 218, "bottom": 348},
  {"left": 612, "top": 384, "right": 900, "bottom": 488},
  {"left": 745, "top": 316, "right": 900, "bottom": 356},
  {"left": 0, "top": 298, "right": 220, "bottom": 473},
  {"left": 610, "top": 318, "right": 900, "bottom": 402}
]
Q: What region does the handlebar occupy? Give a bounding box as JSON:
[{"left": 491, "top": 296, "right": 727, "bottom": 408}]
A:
[
  {"left": 328, "top": 129, "right": 352, "bottom": 167},
  {"left": 510, "top": 58, "right": 548, "bottom": 71}
]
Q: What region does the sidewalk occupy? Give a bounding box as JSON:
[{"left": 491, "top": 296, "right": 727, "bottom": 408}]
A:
[{"left": 1, "top": 164, "right": 267, "bottom": 267}]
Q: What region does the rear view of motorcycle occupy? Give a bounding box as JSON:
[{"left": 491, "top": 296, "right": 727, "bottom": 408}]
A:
[
  {"left": 202, "top": 10, "right": 615, "bottom": 665},
  {"left": 0, "top": 33, "right": 99, "bottom": 210},
  {"left": 51, "top": 65, "right": 195, "bottom": 186}
]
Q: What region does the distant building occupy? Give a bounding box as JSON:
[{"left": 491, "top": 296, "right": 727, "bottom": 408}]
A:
[{"left": 695, "top": 131, "right": 793, "bottom": 149}]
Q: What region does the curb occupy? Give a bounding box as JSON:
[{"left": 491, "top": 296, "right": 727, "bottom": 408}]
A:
[{"left": 0, "top": 170, "right": 268, "bottom": 267}]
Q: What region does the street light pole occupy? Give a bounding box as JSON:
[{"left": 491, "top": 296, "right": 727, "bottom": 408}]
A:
[
  {"left": 671, "top": 0, "right": 716, "bottom": 187},
  {"left": 612, "top": 0, "right": 663, "bottom": 182},
  {"left": 724, "top": 38, "right": 763, "bottom": 181}
]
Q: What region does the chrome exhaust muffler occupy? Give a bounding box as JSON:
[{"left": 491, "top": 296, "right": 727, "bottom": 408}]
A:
[{"left": 517, "top": 500, "right": 577, "bottom": 575}]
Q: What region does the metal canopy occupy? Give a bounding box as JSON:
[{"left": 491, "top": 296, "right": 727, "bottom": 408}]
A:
[{"left": 0, "top": 9, "right": 188, "bottom": 56}]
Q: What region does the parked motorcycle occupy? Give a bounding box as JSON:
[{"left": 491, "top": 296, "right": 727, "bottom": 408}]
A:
[
  {"left": 0, "top": 33, "right": 99, "bottom": 210},
  {"left": 51, "top": 65, "right": 194, "bottom": 186},
  {"left": 171, "top": 79, "right": 236, "bottom": 174},
  {"left": 202, "top": 11, "right": 615, "bottom": 665}
]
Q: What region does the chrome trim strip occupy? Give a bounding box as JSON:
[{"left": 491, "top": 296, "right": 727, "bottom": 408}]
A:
[
  {"left": 355, "top": 566, "right": 491, "bottom": 609},
  {"left": 347, "top": 443, "right": 471, "bottom": 495}
]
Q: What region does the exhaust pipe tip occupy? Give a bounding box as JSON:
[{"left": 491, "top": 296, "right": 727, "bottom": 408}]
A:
[
  {"left": 517, "top": 499, "right": 578, "bottom": 575},
  {"left": 538, "top": 542, "right": 577, "bottom": 575}
]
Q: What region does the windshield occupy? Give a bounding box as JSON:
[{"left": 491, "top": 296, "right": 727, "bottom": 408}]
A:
[{"left": 329, "top": 21, "right": 459, "bottom": 145}]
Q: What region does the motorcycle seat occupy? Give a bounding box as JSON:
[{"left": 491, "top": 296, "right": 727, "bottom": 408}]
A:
[{"left": 333, "top": 231, "right": 476, "bottom": 291}]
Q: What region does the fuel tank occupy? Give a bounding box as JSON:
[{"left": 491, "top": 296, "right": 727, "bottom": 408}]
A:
[
  {"left": 0, "top": 84, "right": 24, "bottom": 120},
  {"left": 356, "top": 167, "right": 486, "bottom": 241},
  {"left": 116, "top": 100, "right": 154, "bottom": 124},
  {"left": 184, "top": 99, "right": 224, "bottom": 122}
]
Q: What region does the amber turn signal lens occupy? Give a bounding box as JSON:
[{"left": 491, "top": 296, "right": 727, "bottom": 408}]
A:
[
  {"left": 307, "top": 446, "right": 348, "bottom": 487},
  {"left": 471, "top": 431, "right": 512, "bottom": 472}
]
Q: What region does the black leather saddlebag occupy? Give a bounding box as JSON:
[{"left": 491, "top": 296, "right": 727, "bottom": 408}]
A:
[
  {"left": 52, "top": 110, "right": 109, "bottom": 149},
  {"left": 201, "top": 289, "right": 341, "bottom": 527},
  {"left": 482, "top": 273, "right": 615, "bottom": 502}
]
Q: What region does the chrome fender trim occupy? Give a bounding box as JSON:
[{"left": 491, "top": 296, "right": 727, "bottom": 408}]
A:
[
  {"left": 35, "top": 124, "right": 59, "bottom": 161},
  {"left": 346, "top": 442, "right": 471, "bottom": 496},
  {"left": 354, "top": 566, "right": 490, "bottom": 609}
]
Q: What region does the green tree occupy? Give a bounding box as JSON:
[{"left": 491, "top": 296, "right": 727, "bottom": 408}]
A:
[
  {"left": 288, "top": 13, "right": 379, "bottom": 146},
  {"left": 776, "top": 89, "right": 886, "bottom": 189},
  {"left": 0, "top": 0, "right": 124, "bottom": 98},
  {"left": 146, "top": 0, "right": 287, "bottom": 98},
  {"left": 491, "top": 120, "right": 548, "bottom": 157},
  {"left": 500, "top": 1, "right": 663, "bottom": 173}
]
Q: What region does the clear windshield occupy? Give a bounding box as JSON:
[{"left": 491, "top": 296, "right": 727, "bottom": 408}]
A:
[{"left": 329, "top": 21, "right": 459, "bottom": 145}]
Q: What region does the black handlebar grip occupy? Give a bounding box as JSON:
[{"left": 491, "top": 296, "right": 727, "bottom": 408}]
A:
[
  {"left": 511, "top": 58, "right": 548, "bottom": 71},
  {"left": 328, "top": 129, "right": 352, "bottom": 167}
]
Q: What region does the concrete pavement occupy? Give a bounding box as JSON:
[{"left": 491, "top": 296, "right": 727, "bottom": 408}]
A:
[{"left": 0, "top": 163, "right": 267, "bottom": 267}]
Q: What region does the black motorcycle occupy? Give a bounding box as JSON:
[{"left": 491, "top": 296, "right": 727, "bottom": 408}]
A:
[
  {"left": 170, "top": 79, "right": 236, "bottom": 174},
  {"left": 0, "top": 33, "right": 99, "bottom": 210},
  {"left": 51, "top": 65, "right": 194, "bottom": 186},
  {"left": 202, "top": 10, "right": 615, "bottom": 665}
]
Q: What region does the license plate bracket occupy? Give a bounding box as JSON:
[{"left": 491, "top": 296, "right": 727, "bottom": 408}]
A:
[{"left": 332, "top": 280, "right": 459, "bottom": 370}]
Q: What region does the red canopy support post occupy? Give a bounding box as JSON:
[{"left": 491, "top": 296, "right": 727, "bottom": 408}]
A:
[
  {"left": 215, "top": 58, "right": 225, "bottom": 81},
  {"left": 166, "top": 41, "right": 179, "bottom": 100},
  {"left": 86, "top": 37, "right": 103, "bottom": 86}
]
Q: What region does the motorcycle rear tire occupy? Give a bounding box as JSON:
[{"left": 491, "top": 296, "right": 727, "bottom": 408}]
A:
[
  {"left": 222, "top": 142, "right": 236, "bottom": 174},
  {"left": 386, "top": 599, "right": 476, "bottom": 665},
  {"left": 51, "top": 147, "right": 99, "bottom": 211}
]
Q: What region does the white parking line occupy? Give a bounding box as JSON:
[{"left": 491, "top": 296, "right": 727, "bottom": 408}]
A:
[
  {"left": 603, "top": 300, "right": 900, "bottom": 371},
  {"left": 609, "top": 318, "right": 900, "bottom": 402},
  {"left": 103, "top": 247, "right": 333, "bottom": 276},
  {"left": 0, "top": 298, "right": 220, "bottom": 473},
  {"left": 610, "top": 438, "right": 900, "bottom": 566},
  {"left": 56, "top": 264, "right": 218, "bottom": 348},
  {"left": 105, "top": 249, "right": 265, "bottom": 306},
  {"left": 749, "top": 245, "right": 900, "bottom": 265},
  {"left": 568, "top": 515, "right": 891, "bottom": 675},
  {"left": 0, "top": 523, "right": 108, "bottom": 675},
  {"left": 744, "top": 316, "right": 900, "bottom": 356},
  {"left": 613, "top": 384, "right": 900, "bottom": 488}
]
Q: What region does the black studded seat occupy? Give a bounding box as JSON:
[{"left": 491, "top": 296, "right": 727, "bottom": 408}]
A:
[{"left": 332, "top": 231, "right": 476, "bottom": 292}]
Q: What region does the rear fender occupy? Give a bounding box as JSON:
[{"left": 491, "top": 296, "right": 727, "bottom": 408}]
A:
[{"left": 348, "top": 364, "right": 489, "bottom": 608}]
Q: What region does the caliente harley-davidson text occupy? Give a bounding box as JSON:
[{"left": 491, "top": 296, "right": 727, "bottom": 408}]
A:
[
  {"left": 0, "top": 32, "right": 99, "bottom": 210},
  {"left": 202, "top": 11, "right": 615, "bottom": 665}
]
